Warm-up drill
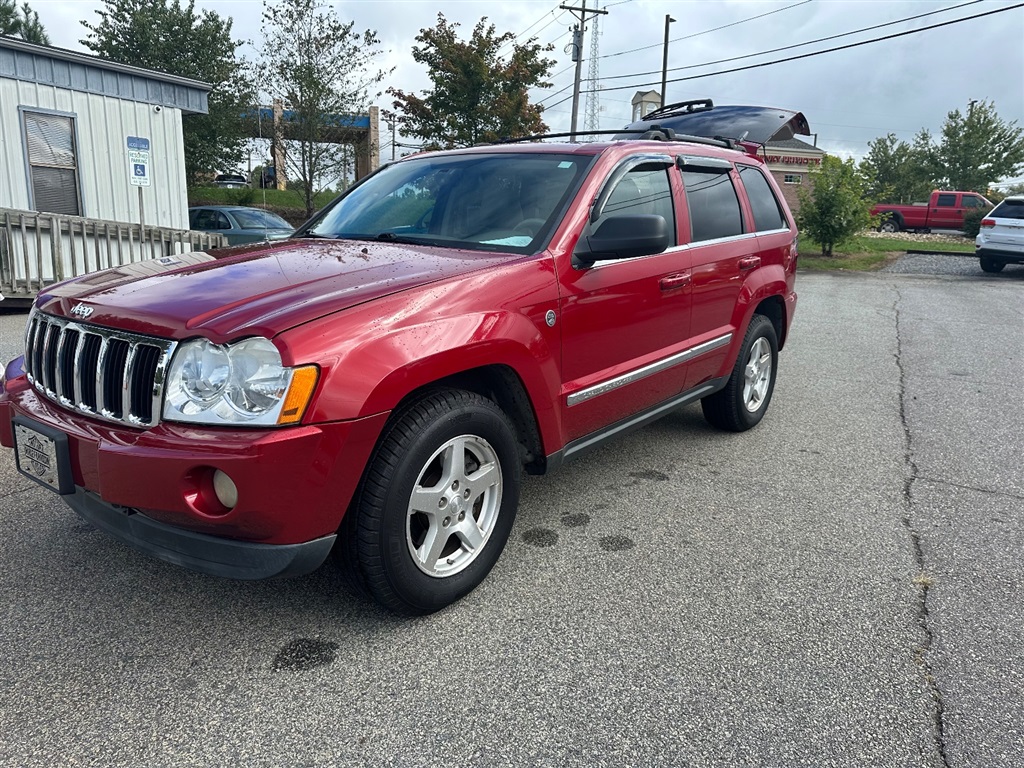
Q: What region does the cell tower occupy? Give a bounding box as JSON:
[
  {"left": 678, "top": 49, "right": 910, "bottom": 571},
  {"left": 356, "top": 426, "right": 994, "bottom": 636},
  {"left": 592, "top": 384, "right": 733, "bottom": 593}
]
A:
[{"left": 583, "top": 3, "right": 601, "bottom": 139}]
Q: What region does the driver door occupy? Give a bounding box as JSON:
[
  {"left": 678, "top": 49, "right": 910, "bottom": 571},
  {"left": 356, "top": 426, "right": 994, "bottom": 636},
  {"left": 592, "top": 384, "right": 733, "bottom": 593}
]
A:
[{"left": 557, "top": 158, "right": 693, "bottom": 442}]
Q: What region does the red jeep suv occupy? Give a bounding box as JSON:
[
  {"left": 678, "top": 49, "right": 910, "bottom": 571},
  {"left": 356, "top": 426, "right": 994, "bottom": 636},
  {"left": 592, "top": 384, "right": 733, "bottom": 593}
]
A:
[{"left": 1, "top": 103, "right": 803, "bottom": 614}]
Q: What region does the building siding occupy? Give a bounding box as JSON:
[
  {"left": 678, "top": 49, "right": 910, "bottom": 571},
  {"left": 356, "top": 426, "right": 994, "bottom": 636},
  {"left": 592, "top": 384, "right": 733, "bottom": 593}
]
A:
[
  {"left": 0, "top": 44, "right": 208, "bottom": 113},
  {"left": 1, "top": 77, "right": 188, "bottom": 230}
]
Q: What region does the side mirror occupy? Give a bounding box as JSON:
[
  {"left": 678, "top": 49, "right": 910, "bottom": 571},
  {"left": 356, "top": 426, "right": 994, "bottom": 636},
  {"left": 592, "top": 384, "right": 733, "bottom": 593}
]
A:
[
  {"left": 219, "top": 220, "right": 233, "bottom": 230},
  {"left": 574, "top": 214, "right": 670, "bottom": 268}
]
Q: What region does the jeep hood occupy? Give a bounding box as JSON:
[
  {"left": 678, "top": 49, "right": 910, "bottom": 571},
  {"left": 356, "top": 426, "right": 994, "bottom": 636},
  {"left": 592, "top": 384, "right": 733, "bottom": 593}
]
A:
[
  {"left": 622, "top": 103, "right": 811, "bottom": 145},
  {"left": 35, "top": 239, "right": 515, "bottom": 342}
]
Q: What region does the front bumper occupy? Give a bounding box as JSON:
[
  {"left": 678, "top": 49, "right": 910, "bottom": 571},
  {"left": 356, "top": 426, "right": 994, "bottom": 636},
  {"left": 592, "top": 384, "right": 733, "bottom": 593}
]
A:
[
  {"left": 66, "top": 488, "right": 336, "bottom": 579},
  {"left": 2, "top": 362, "right": 389, "bottom": 555}
]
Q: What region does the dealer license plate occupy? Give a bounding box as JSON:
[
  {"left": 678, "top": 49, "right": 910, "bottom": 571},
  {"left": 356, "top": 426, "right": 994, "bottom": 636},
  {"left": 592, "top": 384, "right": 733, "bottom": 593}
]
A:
[{"left": 13, "top": 419, "right": 73, "bottom": 495}]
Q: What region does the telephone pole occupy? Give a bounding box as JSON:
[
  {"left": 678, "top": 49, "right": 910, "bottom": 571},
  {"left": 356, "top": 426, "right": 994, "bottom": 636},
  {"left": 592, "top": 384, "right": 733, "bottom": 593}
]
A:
[{"left": 560, "top": 0, "right": 607, "bottom": 141}]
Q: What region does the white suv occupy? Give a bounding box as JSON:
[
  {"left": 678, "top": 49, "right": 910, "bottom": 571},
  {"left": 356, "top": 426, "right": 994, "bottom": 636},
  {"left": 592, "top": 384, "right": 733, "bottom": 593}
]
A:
[{"left": 977, "top": 195, "right": 1024, "bottom": 273}]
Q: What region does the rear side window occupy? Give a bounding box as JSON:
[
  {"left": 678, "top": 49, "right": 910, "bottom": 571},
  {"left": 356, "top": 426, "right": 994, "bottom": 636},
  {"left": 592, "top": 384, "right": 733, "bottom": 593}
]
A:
[
  {"left": 936, "top": 194, "right": 957, "bottom": 207},
  {"left": 682, "top": 169, "right": 743, "bottom": 242},
  {"left": 991, "top": 199, "right": 1024, "bottom": 220},
  {"left": 739, "top": 167, "right": 787, "bottom": 232}
]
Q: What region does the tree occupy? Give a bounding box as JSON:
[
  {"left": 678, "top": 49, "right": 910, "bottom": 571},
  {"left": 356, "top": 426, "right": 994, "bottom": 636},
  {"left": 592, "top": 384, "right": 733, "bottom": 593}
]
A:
[
  {"left": 80, "top": 0, "right": 254, "bottom": 184},
  {"left": 922, "top": 100, "right": 1024, "bottom": 192},
  {"left": 389, "top": 14, "right": 555, "bottom": 150},
  {"left": 261, "top": 0, "right": 389, "bottom": 218},
  {"left": 1, "top": 0, "right": 50, "bottom": 44},
  {"left": 796, "top": 156, "right": 874, "bottom": 257},
  {"left": 859, "top": 132, "right": 933, "bottom": 204}
]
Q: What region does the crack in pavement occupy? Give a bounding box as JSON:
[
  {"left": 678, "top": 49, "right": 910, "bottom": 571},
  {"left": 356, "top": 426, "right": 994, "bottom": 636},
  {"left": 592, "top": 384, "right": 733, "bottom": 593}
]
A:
[
  {"left": 894, "top": 287, "right": 951, "bottom": 768},
  {"left": 915, "top": 475, "right": 1024, "bottom": 502}
]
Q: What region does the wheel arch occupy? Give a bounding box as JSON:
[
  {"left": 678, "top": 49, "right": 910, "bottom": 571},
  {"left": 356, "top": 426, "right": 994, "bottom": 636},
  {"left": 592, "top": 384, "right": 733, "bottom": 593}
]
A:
[
  {"left": 735, "top": 266, "right": 790, "bottom": 350},
  {"left": 389, "top": 364, "right": 549, "bottom": 475}
]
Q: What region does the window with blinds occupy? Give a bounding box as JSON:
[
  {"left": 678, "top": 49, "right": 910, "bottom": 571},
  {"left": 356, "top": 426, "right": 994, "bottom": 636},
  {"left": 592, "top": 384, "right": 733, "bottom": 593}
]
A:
[{"left": 23, "top": 112, "right": 82, "bottom": 216}]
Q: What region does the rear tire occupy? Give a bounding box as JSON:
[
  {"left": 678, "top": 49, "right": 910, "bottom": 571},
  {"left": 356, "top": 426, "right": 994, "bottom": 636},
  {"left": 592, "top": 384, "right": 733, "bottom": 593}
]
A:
[
  {"left": 980, "top": 257, "right": 1005, "bottom": 273},
  {"left": 340, "top": 389, "right": 521, "bottom": 615},
  {"left": 701, "top": 314, "right": 778, "bottom": 432}
]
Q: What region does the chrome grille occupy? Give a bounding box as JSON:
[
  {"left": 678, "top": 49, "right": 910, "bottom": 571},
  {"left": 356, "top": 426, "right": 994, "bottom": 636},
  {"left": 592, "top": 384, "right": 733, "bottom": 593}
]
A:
[{"left": 23, "top": 310, "right": 176, "bottom": 428}]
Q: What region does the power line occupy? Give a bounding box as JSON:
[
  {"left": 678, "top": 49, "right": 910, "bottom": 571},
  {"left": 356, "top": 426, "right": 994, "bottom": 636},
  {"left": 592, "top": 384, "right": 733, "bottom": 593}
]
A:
[
  {"left": 598, "top": 0, "right": 985, "bottom": 83},
  {"left": 580, "top": 3, "right": 1024, "bottom": 96},
  {"left": 599, "top": 0, "right": 813, "bottom": 61},
  {"left": 500, "top": 7, "right": 570, "bottom": 56}
]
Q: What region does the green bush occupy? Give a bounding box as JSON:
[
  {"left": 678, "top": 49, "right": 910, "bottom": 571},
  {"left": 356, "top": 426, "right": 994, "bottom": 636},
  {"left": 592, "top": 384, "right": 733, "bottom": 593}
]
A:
[{"left": 962, "top": 206, "right": 992, "bottom": 238}]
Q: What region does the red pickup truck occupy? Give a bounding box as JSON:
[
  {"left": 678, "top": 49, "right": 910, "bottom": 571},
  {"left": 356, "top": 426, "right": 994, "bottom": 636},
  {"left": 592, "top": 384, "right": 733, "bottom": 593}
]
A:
[
  {"left": 0, "top": 105, "right": 805, "bottom": 614},
  {"left": 872, "top": 190, "right": 991, "bottom": 233}
]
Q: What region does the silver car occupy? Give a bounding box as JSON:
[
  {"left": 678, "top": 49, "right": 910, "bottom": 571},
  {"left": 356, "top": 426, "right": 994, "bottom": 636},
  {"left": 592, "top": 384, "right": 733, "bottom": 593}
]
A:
[
  {"left": 188, "top": 206, "right": 295, "bottom": 246},
  {"left": 976, "top": 195, "right": 1024, "bottom": 273}
]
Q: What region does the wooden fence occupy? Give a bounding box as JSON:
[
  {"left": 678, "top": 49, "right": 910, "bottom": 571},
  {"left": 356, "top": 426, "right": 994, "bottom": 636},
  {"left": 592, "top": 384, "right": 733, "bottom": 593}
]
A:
[{"left": 0, "top": 208, "right": 227, "bottom": 301}]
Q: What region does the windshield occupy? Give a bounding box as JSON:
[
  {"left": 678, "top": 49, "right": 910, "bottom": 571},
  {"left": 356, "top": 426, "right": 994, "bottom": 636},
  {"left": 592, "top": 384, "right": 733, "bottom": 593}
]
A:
[
  {"left": 232, "top": 209, "right": 293, "bottom": 230},
  {"left": 304, "top": 153, "right": 594, "bottom": 253}
]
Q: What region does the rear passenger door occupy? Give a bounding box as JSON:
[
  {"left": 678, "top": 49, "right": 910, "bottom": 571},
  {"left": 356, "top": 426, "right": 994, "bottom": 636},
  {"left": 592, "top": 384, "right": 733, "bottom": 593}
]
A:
[{"left": 676, "top": 157, "right": 756, "bottom": 389}]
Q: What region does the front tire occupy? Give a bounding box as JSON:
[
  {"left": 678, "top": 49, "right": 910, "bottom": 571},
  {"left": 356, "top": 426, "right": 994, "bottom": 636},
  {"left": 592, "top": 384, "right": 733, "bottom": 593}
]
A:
[
  {"left": 701, "top": 314, "right": 779, "bottom": 432},
  {"left": 342, "top": 389, "right": 521, "bottom": 615},
  {"left": 879, "top": 217, "right": 900, "bottom": 233},
  {"left": 980, "top": 257, "right": 1005, "bottom": 273}
]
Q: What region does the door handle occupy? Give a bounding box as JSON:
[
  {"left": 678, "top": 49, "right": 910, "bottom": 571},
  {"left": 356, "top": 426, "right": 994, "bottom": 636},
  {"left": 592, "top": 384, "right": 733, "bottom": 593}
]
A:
[
  {"left": 738, "top": 256, "right": 761, "bottom": 271},
  {"left": 659, "top": 273, "right": 691, "bottom": 290}
]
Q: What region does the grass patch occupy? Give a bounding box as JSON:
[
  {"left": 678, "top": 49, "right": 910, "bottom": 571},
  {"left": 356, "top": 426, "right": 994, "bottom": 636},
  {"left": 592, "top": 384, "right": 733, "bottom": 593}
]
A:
[
  {"left": 188, "top": 186, "right": 337, "bottom": 209},
  {"left": 798, "top": 252, "right": 899, "bottom": 271},
  {"left": 798, "top": 234, "right": 974, "bottom": 271}
]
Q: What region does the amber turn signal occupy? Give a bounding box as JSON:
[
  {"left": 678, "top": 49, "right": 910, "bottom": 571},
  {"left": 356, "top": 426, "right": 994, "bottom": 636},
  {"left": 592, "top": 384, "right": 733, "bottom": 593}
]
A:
[{"left": 277, "top": 365, "right": 319, "bottom": 425}]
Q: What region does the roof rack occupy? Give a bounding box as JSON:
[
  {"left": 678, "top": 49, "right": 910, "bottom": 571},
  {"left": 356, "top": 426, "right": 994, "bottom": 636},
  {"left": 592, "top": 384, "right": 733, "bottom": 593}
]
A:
[
  {"left": 492, "top": 126, "right": 738, "bottom": 151},
  {"left": 640, "top": 98, "right": 715, "bottom": 121}
]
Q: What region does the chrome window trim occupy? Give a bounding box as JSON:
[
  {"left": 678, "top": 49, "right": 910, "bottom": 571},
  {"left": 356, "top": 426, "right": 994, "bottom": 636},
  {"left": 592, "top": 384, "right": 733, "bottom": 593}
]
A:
[
  {"left": 688, "top": 231, "right": 759, "bottom": 248},
  {"left": 567, "top": 333, "right": 732, "bottom": 406}
]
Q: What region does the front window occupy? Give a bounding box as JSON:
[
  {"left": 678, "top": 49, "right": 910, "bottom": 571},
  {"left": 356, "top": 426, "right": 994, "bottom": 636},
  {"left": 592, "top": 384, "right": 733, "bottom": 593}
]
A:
[
  {"left": 22, "top": 110, "right": 82, "bottom": 216},
  {"left": 594, "top": 165, "right": 676, "bottom": 247},
  {"left": 303, "top": 153, "right": 594, "bottom": 253}
]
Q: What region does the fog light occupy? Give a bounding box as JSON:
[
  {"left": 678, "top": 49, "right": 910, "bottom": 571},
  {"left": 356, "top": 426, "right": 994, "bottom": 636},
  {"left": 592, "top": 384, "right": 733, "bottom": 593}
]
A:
[{"left": 213, "top": 470, "right": 238, "bottom": 509}]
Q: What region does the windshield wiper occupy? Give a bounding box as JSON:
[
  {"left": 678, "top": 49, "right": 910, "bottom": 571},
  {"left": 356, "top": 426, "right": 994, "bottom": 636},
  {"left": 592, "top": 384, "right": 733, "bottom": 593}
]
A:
[
  {"left": 373, "top": 232, "right": 429, "bottom": 244},
  {"left": 296, "top": 232, "right": 337, "bottom": 239}
]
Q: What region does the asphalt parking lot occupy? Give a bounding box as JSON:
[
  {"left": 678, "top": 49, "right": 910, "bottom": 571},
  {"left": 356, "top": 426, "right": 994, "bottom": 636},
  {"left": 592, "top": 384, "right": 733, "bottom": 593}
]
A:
[{"left": 0, "top": 258, "right": 1021, "bottom": 767}]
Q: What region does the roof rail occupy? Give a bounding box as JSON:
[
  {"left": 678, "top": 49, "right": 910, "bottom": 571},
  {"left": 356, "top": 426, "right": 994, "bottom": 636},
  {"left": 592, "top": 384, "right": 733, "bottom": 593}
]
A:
[
  {"left": 491, "top": 127, "right": 737, "bottom": 150},
  {"left": 640, "top": 98, "right": 714, "bottom": 121}
]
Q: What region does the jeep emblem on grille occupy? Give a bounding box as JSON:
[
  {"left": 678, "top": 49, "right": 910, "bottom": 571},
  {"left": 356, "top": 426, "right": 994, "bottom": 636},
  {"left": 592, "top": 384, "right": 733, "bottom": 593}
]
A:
[{"left": 70, "top": 303, "right": 93, "bottom": 319}]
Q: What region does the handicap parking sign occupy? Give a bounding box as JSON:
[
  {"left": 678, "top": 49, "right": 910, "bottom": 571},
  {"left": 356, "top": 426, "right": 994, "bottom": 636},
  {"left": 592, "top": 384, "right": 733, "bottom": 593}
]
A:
[{"left": 127, "top": 136, "right": 151, "bottom": 187}]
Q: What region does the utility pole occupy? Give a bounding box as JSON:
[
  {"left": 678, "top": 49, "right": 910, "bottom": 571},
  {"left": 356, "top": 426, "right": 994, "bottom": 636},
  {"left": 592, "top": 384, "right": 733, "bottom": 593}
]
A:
[
  {"left": 661, "top": 14, "right": 676, "bottom": 108},
  {"left": 560, "top": 0, "right": 607, "bottom": 141}
]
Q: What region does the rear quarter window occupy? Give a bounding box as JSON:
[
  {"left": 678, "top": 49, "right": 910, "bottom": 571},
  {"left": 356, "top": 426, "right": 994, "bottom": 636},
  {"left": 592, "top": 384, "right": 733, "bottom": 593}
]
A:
[{"left": 738, "top": 166, "right": 787, "bottom": 232}]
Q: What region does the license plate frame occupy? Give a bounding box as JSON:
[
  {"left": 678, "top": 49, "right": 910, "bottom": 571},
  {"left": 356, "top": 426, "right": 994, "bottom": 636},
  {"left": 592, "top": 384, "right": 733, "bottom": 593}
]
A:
[{"left": 12, "top": 416, "right": 74, "bottom": 495}]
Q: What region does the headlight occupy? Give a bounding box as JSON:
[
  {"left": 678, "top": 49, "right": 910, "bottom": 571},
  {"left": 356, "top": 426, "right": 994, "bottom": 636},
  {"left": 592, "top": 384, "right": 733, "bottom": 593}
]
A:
[{"left": 163, "top": 337, "right": 318, "bottom": 426}]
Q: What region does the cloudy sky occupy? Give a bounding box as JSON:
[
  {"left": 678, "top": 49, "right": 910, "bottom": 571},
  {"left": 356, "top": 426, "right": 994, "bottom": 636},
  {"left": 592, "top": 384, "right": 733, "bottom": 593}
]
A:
[{"left": 28, "top": 0, "right": 1024, "bottom": 184}]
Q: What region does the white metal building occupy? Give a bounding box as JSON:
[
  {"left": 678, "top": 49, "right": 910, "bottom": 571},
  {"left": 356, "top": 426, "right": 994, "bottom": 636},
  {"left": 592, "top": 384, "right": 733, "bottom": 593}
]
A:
[
  {"left": 0, "top": 36, "right": 210, "bottom": 227},
  {"left": 0, "top": 36, "right": 218, "bottom": 300}
]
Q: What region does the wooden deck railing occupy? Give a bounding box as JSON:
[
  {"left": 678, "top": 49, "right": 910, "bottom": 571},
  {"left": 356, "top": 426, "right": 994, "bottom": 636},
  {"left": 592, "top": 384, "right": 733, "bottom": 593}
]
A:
[{"left": 0, "top": 208, "right": 228, "bottom": 301}]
